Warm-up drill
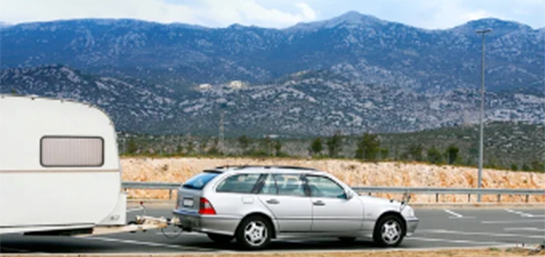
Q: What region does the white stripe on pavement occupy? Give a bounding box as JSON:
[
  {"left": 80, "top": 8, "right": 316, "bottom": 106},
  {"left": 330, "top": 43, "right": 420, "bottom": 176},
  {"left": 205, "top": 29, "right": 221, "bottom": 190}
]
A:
[
  {"left": 444, "top": 209, "right": 463, "bottom": 218},
  {"left": 505, "top": 209, "right": 534, "bottom": 217},
  {"left": 482, "top": 220, "right": 544, "bottom": 224},
  {"left": 422, "top": 229, "right": 545, "bottom": 239},
  {"left": 504, "top": 227, "right": 545, "bottom": 232}
]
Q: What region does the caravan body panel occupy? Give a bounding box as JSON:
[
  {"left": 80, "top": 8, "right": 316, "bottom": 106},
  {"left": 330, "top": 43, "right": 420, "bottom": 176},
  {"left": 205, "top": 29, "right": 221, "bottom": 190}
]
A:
[{"left": 0, "top": 95, "right": 124, "bottom": 234}]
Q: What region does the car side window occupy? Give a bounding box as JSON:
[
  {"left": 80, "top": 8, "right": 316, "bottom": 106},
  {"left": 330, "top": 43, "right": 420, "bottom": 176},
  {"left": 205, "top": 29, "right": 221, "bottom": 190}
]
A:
[
  {"left": 274, "top": 174, "right": 306, "bottom": 197},
  {"left": 259, "top": 174, "right": 278, "bottom": 195},
  {"left": 306, "top": 175, "right": 346, "bottom": 199},
  {"left": 216, "top": 173, "right": 260, "bottom": 194}
]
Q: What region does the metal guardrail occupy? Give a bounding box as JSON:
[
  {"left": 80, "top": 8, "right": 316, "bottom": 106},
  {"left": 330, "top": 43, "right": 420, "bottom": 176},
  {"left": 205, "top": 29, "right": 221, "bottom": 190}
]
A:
[
  {"left": 122, "top": 182, "right": 545, "bottom": 202},
  {"left": 123, "top": 181, "right": 180, "bottom": 189}
]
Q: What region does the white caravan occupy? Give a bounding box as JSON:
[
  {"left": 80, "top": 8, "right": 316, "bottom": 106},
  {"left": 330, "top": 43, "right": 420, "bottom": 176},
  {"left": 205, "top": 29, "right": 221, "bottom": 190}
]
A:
[{"left": 0, "top": 95, "right": 127, "bottom": 235}]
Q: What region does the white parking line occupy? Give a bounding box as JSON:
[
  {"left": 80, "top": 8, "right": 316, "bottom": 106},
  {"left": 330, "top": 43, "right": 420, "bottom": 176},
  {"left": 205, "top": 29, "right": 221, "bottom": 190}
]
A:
[
  {"left": 82, "top": 236, "right": 210, "bottom": 251},
  {"left": 505, "top": 209, "right": 535, "bottom": 217},
  {"left": 422, "top": 229, "right": 545, "bottom": 239},
  {"left": 406, "top": 236, "right": 505, "bottom": 245},
  {"left": 444, "top": 209, "right": 463, "bottom": 218},
  {"left": 483, "top": 220, "right": 544, "bottom": 224},
  {"left": 504, "top": 227, "right": 545, "bottom": 232}
]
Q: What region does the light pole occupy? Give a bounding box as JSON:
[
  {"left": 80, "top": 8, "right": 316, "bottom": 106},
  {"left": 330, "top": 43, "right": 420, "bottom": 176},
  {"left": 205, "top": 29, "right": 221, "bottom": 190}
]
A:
[{"left": 476, "top": 29, "right": 491, "bottom": 202}]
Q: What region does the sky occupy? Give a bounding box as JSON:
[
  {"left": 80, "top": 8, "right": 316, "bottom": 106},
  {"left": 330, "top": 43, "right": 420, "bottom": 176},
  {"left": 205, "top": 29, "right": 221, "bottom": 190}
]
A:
[{"left": 1, "top": 0, "right": 544, "bottom": 29}]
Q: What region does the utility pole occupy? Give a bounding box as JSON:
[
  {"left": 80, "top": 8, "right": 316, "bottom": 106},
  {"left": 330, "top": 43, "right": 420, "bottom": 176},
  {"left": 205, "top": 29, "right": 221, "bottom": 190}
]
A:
[
  {"left": 219, "top": 109, "right": 224, "bottom": 153},
  {"left": 476, "top": 29, "right": 491, "bottom": 202}
]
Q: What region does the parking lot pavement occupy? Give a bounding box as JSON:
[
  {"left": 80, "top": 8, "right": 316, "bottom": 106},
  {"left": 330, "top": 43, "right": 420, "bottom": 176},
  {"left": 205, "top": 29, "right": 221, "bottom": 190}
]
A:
[{"left": 1, "top": 207, "right": 543, "bottom": 254}]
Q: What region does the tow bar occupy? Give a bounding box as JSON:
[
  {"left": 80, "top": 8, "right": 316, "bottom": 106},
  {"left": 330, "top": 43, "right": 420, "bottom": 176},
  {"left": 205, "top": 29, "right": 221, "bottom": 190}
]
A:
[{"left": 89, "top": 202, "right": 183, "bottom": 237}]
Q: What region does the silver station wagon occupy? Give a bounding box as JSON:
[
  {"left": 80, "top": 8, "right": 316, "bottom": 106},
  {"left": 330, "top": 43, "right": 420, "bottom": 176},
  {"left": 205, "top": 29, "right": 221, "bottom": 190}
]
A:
[{"left": 173, "top": 166, "right": 418, "bottom": 250}]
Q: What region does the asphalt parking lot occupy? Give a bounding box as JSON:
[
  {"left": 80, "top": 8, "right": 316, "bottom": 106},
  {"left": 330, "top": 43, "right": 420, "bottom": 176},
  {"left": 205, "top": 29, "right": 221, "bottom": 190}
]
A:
[{"left": 1, "top": 207, "right": 544, "bottom": 254}]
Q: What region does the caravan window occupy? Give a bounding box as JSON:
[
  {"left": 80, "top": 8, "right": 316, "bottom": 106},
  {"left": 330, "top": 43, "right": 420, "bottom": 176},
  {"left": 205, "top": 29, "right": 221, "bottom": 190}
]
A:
[{"left": 41, "top": 136, "right": 104, "bottom": 167}]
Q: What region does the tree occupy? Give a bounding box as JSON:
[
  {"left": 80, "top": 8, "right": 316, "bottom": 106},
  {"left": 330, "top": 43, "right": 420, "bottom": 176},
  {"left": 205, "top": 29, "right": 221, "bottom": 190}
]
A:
[
  {"left": 531, "top": 161, "right": 544, "bottom": 172},
  {"left": 326, "top": 131, "right": 343, "bottom": 157},
  {"left": 207, "top": 146, "right": 221, "bottom": 156},
  {"left": 445, "top": 145, "right": 459, "bottom": 164},
  {"left": 186, "top": 141, "right": 194, "bottom": 155},
  {"left": 126, "top": 138, "right": 138, "bottom": 154},
  {"left": 238, "top": 135, "right": 251, "bottom": 152},
  {"left": 260, "top": 136, "right": 272, "bottom": 156},
  {"left": 176, "top": 144, "right": 184, "bottom": 155},
  {"left": 407, "top": 144, "right": 423, "bottom": 161},
  {"left": 511, "top": 163, "right": 518, "bottom": 171},
  {"left": 522, "top": 163, "right": 531, "bottom": 171},
  {"left": 427, "top": 147, "right": 443, "bottom": 164},
  {"left": 273, "top": 140, "right": 282, "bottom": 157},
  {"left": 355, "top": 133, "right": 381, "bottom": 161},
  {"left": 380, "top": 148, "right": 389, "bottom": 160},
  {"left": 199, "top": 139, "right": 208, "bottom": 154},
  {"left": 10, "top": 88, "right": 18, "bottom": 95},
  {"left": 310, "top": 138, "right": 323, "bottom": 156}
]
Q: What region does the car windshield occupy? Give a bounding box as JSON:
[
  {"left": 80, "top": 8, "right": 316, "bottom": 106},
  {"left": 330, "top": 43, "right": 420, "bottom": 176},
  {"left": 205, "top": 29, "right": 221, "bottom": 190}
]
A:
[{"left": 182, "top": 172, "right": 219, "bottom": 190}]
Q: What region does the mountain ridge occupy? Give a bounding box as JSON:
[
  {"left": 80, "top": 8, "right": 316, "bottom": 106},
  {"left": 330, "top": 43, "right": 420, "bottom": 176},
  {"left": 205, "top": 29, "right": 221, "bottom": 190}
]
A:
[{"left": 1, "top": 11, "right": 542, "bottom": 93}]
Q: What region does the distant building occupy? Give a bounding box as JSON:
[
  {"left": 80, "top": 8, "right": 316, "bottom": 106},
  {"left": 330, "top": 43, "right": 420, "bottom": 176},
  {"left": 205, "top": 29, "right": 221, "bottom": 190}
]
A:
[
  {"left": 199, "top": 83, "right": 212, "bottom": 89},
  {"left": 228, "top": 80, "right": 246, "bottom": 89}
]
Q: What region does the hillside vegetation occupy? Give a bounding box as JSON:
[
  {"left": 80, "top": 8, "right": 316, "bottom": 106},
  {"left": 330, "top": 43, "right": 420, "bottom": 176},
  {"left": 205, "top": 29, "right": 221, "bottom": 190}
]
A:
[{"left": 118, "top": 122, "right": 545, "bottom": 172}]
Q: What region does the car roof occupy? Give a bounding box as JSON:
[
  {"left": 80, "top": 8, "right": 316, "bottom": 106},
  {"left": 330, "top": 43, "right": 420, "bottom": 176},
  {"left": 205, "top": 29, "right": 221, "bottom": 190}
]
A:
[{"left": 205, "top": 165, "right": 323, "bottom": 174}]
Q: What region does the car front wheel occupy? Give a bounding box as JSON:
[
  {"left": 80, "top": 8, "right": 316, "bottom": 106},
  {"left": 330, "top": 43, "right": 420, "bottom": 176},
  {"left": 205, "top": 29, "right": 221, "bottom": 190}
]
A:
[
  {"left": 373, "top": 215, "right": 405, "bottom": 247},
  {"left": 235, "top": 216, "right": 272, "bottom": 250}
]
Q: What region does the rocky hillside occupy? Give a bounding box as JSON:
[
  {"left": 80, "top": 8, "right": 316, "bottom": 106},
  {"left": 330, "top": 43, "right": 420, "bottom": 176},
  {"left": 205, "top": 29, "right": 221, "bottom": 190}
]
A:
[
  {"left": 2, "top": 66, "right": 543, "bottom": 135},
  {"left": 121, "top": 157, "right": 545, "bottom": 203},
  {"left": 1, "top": 12, "right": 543, "bottom": 92},
  {"left": 0, "top": 65, "right": 177, "bottom": 132}
]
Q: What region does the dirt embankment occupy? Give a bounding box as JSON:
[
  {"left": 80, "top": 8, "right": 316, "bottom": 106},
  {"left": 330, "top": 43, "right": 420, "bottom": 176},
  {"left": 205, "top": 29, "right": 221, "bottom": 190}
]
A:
[{"left": 121, "top": 157, "right": 545, "bottom": 202}]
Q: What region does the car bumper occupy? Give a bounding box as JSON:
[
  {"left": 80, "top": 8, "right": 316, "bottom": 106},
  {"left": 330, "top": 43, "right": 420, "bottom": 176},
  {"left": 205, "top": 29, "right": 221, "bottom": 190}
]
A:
[
  {"left": 405, "top": 217, "right": 419, "bottom": 236},
  {"left": 172, "top": 209, "right": 240, "bottom": 236}
]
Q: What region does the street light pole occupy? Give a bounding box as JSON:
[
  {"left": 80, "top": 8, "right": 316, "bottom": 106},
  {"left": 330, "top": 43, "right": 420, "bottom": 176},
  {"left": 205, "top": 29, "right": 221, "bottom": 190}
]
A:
[{"left": 476, "top": 29, "right": 491, "bottom": 202}]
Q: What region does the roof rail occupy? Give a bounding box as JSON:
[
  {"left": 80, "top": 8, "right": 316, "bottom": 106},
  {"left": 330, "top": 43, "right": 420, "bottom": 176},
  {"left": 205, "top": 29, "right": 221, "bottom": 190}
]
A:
[{"left": 218, "top": 165, "right": 318, "bottom": 171}]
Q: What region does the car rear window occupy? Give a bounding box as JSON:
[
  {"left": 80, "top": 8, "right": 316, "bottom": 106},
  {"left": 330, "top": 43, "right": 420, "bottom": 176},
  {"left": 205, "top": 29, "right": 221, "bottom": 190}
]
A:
[{"left": 182, "top": 172, "right": 219, "bottom": 190}]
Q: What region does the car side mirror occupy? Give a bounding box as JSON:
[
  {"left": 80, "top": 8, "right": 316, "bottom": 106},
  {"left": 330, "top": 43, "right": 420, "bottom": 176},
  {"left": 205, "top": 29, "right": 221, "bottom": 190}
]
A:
[{"left": 345, "top": 190, "right": 354, "bottom": 200}]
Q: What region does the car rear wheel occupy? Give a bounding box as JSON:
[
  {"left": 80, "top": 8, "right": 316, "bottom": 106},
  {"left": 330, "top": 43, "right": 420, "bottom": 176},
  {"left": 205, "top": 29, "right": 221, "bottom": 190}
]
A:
[
  {"left": 235, "top": 216, "right": 272, "bottom": 250},
  {"left": 373, "top": 215, "right": 405, "bottom": 247},
  {"left": 207, "top": 233, "right": 233, "bottom": 244}
]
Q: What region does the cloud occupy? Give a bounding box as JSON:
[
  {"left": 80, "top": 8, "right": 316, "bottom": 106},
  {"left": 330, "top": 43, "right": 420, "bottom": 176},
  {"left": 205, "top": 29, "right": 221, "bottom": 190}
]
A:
[
  {"left": 1, "top": 0, "right": 543, "bottom": 29},
  {"left": 0, "top": 0, "right": 318, "bottom": 28}
]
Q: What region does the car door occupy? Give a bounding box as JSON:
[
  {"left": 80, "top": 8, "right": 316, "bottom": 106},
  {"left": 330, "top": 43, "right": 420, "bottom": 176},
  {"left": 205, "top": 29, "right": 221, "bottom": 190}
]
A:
[
  {"left": 306, "top": 175, "right": 364, "bottom": 232},
  {"left": 257, "top": 173, "right": 312, "bottom": 233}
]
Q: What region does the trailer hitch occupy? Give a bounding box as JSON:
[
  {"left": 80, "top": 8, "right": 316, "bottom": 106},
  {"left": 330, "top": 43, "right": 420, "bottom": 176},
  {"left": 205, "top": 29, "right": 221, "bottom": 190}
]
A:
[{"left": 127, "top": 202, "right": 183, "bottom": 238}]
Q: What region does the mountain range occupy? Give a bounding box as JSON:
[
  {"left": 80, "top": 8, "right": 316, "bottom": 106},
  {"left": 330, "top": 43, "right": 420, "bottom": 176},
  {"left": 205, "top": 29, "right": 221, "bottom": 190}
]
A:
[{"left": 0, "top": 12, "right": 543, "bottom": 136}]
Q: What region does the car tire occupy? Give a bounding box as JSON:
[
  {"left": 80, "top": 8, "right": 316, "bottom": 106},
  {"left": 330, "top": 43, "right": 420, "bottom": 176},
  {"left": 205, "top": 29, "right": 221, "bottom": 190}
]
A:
[
  {"left": 373, "top": 214, "right": 405, "bottom": 247},
  {"left": 338, "top": 237, "right": 357, "bottom": 243},
  {"left": 207, "top": 233, "right": 233, "bottom": 244},
  {"left": 235, "top": 215, "right": 272, "bottom": 250}
]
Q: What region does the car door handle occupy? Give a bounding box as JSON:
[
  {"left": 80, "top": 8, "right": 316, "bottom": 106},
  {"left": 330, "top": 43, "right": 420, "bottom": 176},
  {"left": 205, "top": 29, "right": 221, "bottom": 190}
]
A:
[
  {"left": 313, "top": 200, "right": 325, "bottom": 206},
  {"left": 266, "top": 199, "right": 279, "bottom": 204}
]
